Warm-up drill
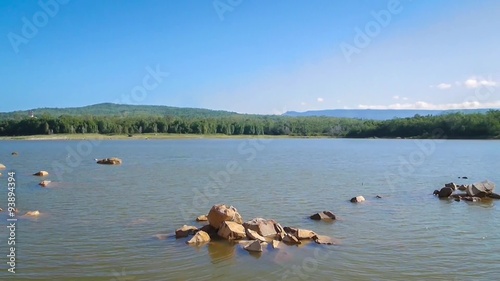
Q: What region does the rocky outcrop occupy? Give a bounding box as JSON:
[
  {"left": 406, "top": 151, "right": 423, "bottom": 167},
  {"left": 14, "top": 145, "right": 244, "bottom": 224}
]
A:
[
  {"left": 435, "top": 180, "right": 497, "bottom": 202},
  {"left": 310, "top": 211, "right": 336, "bottom": 220},
  {"left": 350, "top": 196, "right": 365, "bottom": 203},
  {"left": 186, "top": 230, "right": 211, "bottom": 244},
  {"left": 217, "top": 221, "right": 246, "bottom": 240},
  {"left": 39, "top": 180, "right": 51, "bottom": 187},
  {"left": 96, "top": 158, "right": 122, "bottom": 165},
  {"left": 33, "top": 171, "right": 49, "bottom": 176},
  {"left": 175, "top": 225, "right": 198, "bottom": 238},
  {"left": 244, "top": 240, "right": 264, "bottom": 252},
  {"left": 466, "top": 180, "right": 495, "bottom": 197},
  {"left": 207, "top": 204, "right": 243, "bottom": 229},
  {"left": 243, "top": 218, "right": 278, "bottom": 237}
]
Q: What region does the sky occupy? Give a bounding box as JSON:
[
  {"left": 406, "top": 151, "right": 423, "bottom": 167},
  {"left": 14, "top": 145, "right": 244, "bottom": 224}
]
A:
[{"left": 1, "top": 0, "right": 500, "bottom": 114}]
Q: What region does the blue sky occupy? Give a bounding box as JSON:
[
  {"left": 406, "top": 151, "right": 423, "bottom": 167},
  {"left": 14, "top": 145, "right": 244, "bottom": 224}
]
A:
[{"left": 1, "top": 0, "right": 499, "bottom": 114}]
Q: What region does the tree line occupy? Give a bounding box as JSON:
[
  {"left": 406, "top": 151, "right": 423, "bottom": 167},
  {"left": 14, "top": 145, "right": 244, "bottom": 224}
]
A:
[{"left": 0, "top": 111, "right": 499, "bottom": 139}]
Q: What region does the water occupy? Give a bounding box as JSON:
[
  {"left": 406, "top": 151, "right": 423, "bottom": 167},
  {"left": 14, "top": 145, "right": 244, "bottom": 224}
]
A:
[{"left": 0, "top": 138, "right": 499, "bottom": 281}]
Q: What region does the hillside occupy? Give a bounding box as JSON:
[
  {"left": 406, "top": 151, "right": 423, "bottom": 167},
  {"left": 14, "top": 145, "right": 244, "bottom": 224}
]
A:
[
  {"left": 0, "top": 103, "right": 239, "bottom": 120},
  {"left": 283, "top": 109, "right": 495, "bottom": 120}
]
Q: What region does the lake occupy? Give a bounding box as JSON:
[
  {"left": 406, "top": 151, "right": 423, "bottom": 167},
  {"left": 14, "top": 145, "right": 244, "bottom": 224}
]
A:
[{"left": 0, "top": 138, "right": 499, "bottom": 281}]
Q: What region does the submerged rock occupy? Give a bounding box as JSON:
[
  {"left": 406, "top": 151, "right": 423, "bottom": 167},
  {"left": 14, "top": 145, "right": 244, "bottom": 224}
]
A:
[
  {"left": 207, "top": 204, "right": 243, "bottom": 229},
  {"left": 313, "top": 234, "right": 335, "bottom": 245},
  {"left": 25, "top": 210, "right": 40, "bottom": 216},
  {"left": 309, "top": 211, "right": 336, "bottom": 220},
  {"left": 33, "top": 171, "right": 49, "bottom": 176},
  {"left": 244, "top": 240, "right": 264, "bottom": 252},
  {"left": 186, "top": 230, "right": 210, "bottom": 244},
  {"left": 350, "top": 196, "right": 365, "bottom": 203},
  {"left": 39, "top": 180, "right": 51, "bottom": 187},
  {"left": 282, "top": 233, "right": 301, "bottom": 245},
  {"left": 96, "top": 158, "right": 122, "bottom": 165},
  {"left": 175, "top": 225, "right": 198, "bottom": 238},
  {"left": 445, "top": 182, "right": 457, "bottom": 191}
]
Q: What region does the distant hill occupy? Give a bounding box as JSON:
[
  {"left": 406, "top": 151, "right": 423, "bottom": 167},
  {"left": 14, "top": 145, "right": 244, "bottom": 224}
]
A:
[
  {"left": 282, "top": 109, "right": 496, "bottom": 120},
  {"left": 0, "top": 103, "right": 239, "bottom": 119}
]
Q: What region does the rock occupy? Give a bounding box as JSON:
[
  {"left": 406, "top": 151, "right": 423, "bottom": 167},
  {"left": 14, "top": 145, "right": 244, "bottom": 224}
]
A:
[
  {"left": 0, "top": 208, "right": 3, "bottom": 212},
  {"left": 217, "top": 221, "right": 246, "bottom": 240},
  {"left": 433, "top": 190, "right": 440, "bottom": 196},
  {"left": 309, "top": 211, "right": 336, "bottom": 220},
  {"left": 466, "top": 180, "right": 495, "bottom": 197},
  {"left": 488, "top": 193, "right": 500, "bottom": 199},
  {"left": 350, "top": 196, "right": 365, "bottom": 203},
  {"left": 196, "top": 215, "right": 208, "bottom": 222},
  {"left": 25, "top": 210, "right": 40, "bottom": 216},
  {"left": 274, "top": 223, "right": 285, "bottom": 234},
  {"left": 39, "top": 180, "right": 51, "bottom": 187},
  {"left": 244, "top": 240, "right": 264, "bottom": 252},
  {"left": 462, "top": 176, "right": 468, "bottom": 179},
  {"left": 33, "top": 171, "right": 49, "bottom": 176},
  {"left": 445, "top": 182, "right": 457, "bottom": 191},
  {"left": 458, "top": 185, "right": 468, "bottom": 191},
  {"left": 243, "top": 218, "right": 278, "bottom": 237},
  {"left": 96, "top": 158, "right": 122, "bottom": 165},
  {"left": 12, "top": 152, "right": 18, "bottom": 156},
  {"left": 375, "top": 195, "right": 383, "bottom": 199},
  {"left": 246, "top": 228, "right": 267, "bottom": 242},
  {"left": 272, "top": 240, "right": 280, "bottom": 249},
  {"left": 313, "top": 234, "right": 335, "bottom": 245},
  {"left": 186, "top": 230, "right": 210, "bottom": 244},
  {"left": 207, "top": 204, "right": 243, "bottom": 229},
  {"left": 0, "top": 173, "right": 2, "bottom": 176},
  {"left": 282, "top": 233, "right": 301, "bottom": 245},
  {"left": 199, "top": 224, "right": 218, "bottom": 238},
  {"left": 463, "top": 196, "right": 481, "bottom": 202},
  {"left": 0, "top": 163, "right": 6, "bottom": 170},
  {"left": 284, "top": 227, "right": 316, "bottom": 240},
  {"left": 175, "top": 225, "right": 198, "bottom": 238},
  {"left": 438, "top": 187, "right": 453, "bottom": 198}
]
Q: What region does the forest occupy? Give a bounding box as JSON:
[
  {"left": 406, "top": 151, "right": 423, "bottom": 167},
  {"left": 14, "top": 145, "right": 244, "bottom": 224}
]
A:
[{"left": 0, "top": 110, "right": 499, "bottom": 139}]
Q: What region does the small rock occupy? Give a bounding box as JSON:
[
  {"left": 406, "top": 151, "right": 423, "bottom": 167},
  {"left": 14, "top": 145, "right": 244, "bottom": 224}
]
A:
[
  {"left": 463, "top": 196, "right": 481, "bottom": 202},
  {"left": 25, "top": 210, "right": 40, "bottom": 216},
  {"left": 186, "top": 230, "right": 211, "bottom": 244},
  {"left": 11, "top": 152, "right": 18, "bottom": 156},
  {"left": 375, "top": 195, "right": 382, "bottom": 199},
  {"left": 246, "top": 228, "right": 267, "bottom": 242},
  {"left": 488, "top": 193, "right": 500, "bottom": 199},
  {"left": 0, "top": 163, "right": 6, "bottom": 170},
  {"left": 244, "top": 240, "right": 263, "bottom": 252},
  {"left": 461, "top": 176, "right": 468, "bottom": 179},
  {"left": 310, "top": 211, "right": 336, "bottom": 220},
  {"left": 175, "top": 225, "right": 198, "bottom": 238},
  {"left": 313, "top": 234, "right": 335, "bottom": 245},
  {"left": 284, "top": 227, "right": 316, "bottom": 240},
  {"left": 272, "top": 240, "right": 280, "bottom": 249},
  {"left": 96, "top": 158, "right": 122, "bottom": 165},
  {"left": 217, "top": 221, "right": 246, "bottom": 240},
  {"left": 0, "top": 207, "right": 3, "bottom": 212},
  {"left": 33, "top": 171, "right": 49, "bottom": 176},
  {"left": 445, "top": 182, "right": 457, "bottom": 191},
  {"left": 458, "top": 185, "right": 468, "bottom": 191},
  {"left": 39, "top": 180, "right": 51, "bottom": 187},
  {"left": 350, "top": 196, "right": 365, "bottom": 203},
  {"left": 274, "top": 222, "right": 285, "bottom": 234},
  {"left": 196, "top": 215, "right": 208, "bottom": 222}
]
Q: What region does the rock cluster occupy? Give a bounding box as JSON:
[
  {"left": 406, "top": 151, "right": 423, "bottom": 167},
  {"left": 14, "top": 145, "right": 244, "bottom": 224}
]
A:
[
  {"left": 96, "top": 158, "right": 122, "bottom": 165},
  {"left": 174, "top": 204, "right": 337, "bottom": 254},
  {"left": 434, "top": 180, "right": 498, "bottom": 202}
]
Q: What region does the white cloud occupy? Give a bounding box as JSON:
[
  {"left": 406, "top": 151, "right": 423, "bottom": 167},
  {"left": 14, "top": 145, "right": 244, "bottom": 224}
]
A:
[
  {"left": 392, "top": 95, "right": 400, "bottom": 100},
  {"left": 317, "top": 97, "right": 324, "bottom": 103},
  {"left": 464, "top": 78, "right": 497, "bottom": 88},
  {"left": 437, "top": 83, "right": 452, "bottom": 90},
  {"left": 358, "top": 100, "right": 500, "bottom": 110}
]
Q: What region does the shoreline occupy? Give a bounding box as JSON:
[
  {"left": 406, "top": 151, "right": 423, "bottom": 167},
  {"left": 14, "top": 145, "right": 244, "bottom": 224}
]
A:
[{"left": 0, "top": 133, "right": 498, "bottom": 141}]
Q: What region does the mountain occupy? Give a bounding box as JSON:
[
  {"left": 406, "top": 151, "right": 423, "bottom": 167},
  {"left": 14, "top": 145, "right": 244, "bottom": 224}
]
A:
[
  {"left": 0, "top": 103, "right": 239, "bottom": 119},
  {"left": 282, "top": 109, "right": 496, "bottom": 120}
]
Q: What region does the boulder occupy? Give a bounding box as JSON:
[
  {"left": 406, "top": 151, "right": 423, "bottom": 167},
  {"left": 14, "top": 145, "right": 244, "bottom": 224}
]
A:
[
  {"left": 445, "top": 182, "right": 457, "bottom": 191},
  {"left": 466, "top": 180, "right": 495, "bottom": 197},
  {"left": 284, "top": 227, "right": 316, "bottom": 240},
  {"left": 199, "top": 224, "right": 218, "bottom": 238},
  {"left": 350, "top": 196, "right": 365, "bottom": 203},
  {"left": 310, "top": 211, "right": 336, "bottom": 220},
  {"left": 458, "top": 185, "right": 468, "bottom": 191},
  {"left": 186, "top": 230, "right": 211, "bottom": 244},
  {"left": 0, "top": 163, "right": 6, "bottom": 170},
  {"left": 217, "top": 221, "right": 246, "bottom": 240},
  {"left": 244, "top": 240, "right": 264, "bottom": 252},
  {"left": 243, "top": 218, "right": 278, "bottom": 237},
  {"left": 96, "top": 158, "right": 122, "bottom": 165},
  {"left": 438, "top": 187, "right": 453, "bottom": 198},
  {"left": 313, "top": 234, "right": 335, "bottom": 245},
  {"left": 282, "top": 233, "right": 301, "bottom": 245},
  {"left": 274, "top": 223, "right": 285, "bottom": 234},
  {"left": 207, "top": 204, "right": 243, "bottom": 229},
  {"left": 196, "top": 215, "right": 208, "bottom": 222},
  {"left": 175, "top": 225, "right": 198, "bottom": 238},
  {"left": 488, "top": 193, "right": 500, "bottom": 199},
  {"left": 39, "top": 180, "right": 51, "bottom": 187},
  {"left": 33, "top": 171, "right": 49, "bottom": 176},
  {"left": 272, "top": 240, "right": 280, "bottom": 249},
  {"left": 246, "top": 228, "right": 267, "bottom": 242}
]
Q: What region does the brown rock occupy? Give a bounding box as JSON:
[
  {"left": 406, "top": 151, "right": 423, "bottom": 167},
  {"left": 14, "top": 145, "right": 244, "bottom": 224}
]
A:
[
  {"left": 39, "top": 180, "right": 51, "bottom": 187},
  {"left": 310, "top": 211, "right": 336, "bottom": 220},
  {"left": 244, "top": 240, "right": 263, "bottom": 252},
  {"left": 274, "top": 223, "right": 285, "bottom": 234},
  {"left": 313, "top": 234, "right": 335, "bottom": 245},
  {"left": 438, "top": 187, "right": 453, "bottom": 198},
  {"left": 282, "top": 233, "right": 301, "bottom": 245},
  {"left": 207, "top": 204, "right": 243, "bottom": 229},
  {"left": 272, "top": 240, "right": 280, "bottom": 249},
  {"left": 283, "top": 227, "right": 316, "bottom": 239},
  {"left": 0, "top": 163, "right": 6, "bottom": 170},
  {"left": 458, "top": 184, "right": 468, "bottom": 191},
  {"left": 96, "top": 158, "right": 122, "bottom": 165},
  {"left": 196, "top": 215, "right": 208, "bottom": 222},
  {"left": 199, "top": 224, "right": 218, "bottom": 238},
  {"left": 186, "top": 230, "right": 211, "bottom": 244},
  {"left": 246, "top": 228, "right": 267, "bottom": 242},
  {"left": 25, "top": 210, "right": 40, "bottom": 216},
  {"left": 175, "top": 225, "right": 198, "bottom": 238},
  {"left": 217, "top": 221, "right": 246, "bottom": 240},
  {"left": 33, "top": 171, "right": 49, "bottom": 176},
  {"left": 243, "top": 218, "right": 278, "bottom": 237},
  {"left": 350, "top": 196, "right": 365, "bottom": 203}
]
